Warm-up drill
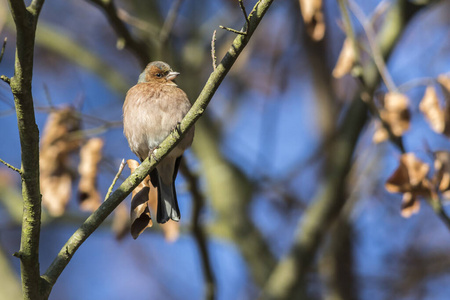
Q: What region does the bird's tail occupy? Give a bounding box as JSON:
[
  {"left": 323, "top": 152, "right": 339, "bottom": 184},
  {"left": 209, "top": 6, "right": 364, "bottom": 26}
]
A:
[
  {"left": 154, "top": 157, "right": 182, "bottom": 223},
  {"left": 156, "top": 176, "right": 180, "bottom": 223}
]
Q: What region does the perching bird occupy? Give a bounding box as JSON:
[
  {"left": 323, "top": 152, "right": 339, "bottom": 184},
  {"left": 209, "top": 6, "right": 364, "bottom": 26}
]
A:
[{"left": 123, "top": 61, "right": 194, "bottom": 223}]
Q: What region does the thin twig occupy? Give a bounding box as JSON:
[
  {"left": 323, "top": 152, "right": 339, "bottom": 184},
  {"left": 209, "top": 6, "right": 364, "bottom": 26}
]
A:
[
  {"left": 239, "top": 0, "right": 250, "bottom": 31},
  {"left": 211, "top": 30, "right": 217, "bottom": 71},
  {"left": 219, "top": 0, "right": 250, "bottom": 36},
  {"left": 336, "top": 0, "right": 362, "bottom": 77},
  {"left": 116, "top": 8, "right": 159, "bottom": 35},
  {"left": 160, "top": 0, "right": 184, "bottom": 45},
  {"left": 219, "top": 25, "right": 247, "bottom": 35},
  {"left": 338, "top": 0, "right": 404, "bottom": 152},
  {"left": 180, "top": 160, "right": 216, "bottom": 300},
  {"left": 65, "top": 121, "right": 123, "bottom": 141},
  {"left": 0, "top": 37, "right": 7, "bottom": 64},
  {"left": 105, "top": 159, "right": 126, "bottom": 201},
  {"left": 42, "top": 84, "right": 54, "bottom": 108},
  {"left": 1, "top": 75, "right": 10, "bottom": 85},
  {"left": 88, "top": 0, "right": 149, "bottom": 68},
  {"left": 0, "top": 158, "right": 21, "bottom": 174},
  {"left": 348, "top": 0, "right": 397, "bottom": 92},
  {"left": 396, "top": 77, "right": 437, "bottom": 93},
  {"left": 370, "top": 0, "right": 391, "bottom": 25}
]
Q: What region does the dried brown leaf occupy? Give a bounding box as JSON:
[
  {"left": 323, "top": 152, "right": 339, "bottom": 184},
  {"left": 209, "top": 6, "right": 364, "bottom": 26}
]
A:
[
  {"left": 419, "top": 86, "right": 445, "bottom": 133},
  {"left": 130, "top": 186, "right": 152, "bottom": 239},
  {"left": 378, "top": 92, "right": 410, "bottom": 138},
  {"left": 127, "top": 159, "right": 153, "bottom": 239},
  {"left": 78, "top": 138, "right": 104, "bottom": 212},
  {"left": 127, "top": 159, "right": 179, "bottom": 241},
  {"left": 299, "top": 0, "right": 325, "bottom": 41},
  {"left": 386, "top": 153, "right": 431, "bottom": 217},
  {"left": 40, "top": 107, "right": 82, "bottom": 216},
  {"left": 41, "top": 173, "right": 72, "bottom": 217},
  {"left": 437, "top": 74, "right": 450, "bottom": 136},
  {"left": 332, "top": 38, "right": 355, "bottom": 78}
]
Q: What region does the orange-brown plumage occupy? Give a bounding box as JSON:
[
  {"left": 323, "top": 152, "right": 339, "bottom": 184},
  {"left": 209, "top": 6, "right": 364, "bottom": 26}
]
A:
[{"left": 123, "top": 61, "right": 194, "bottom": 223}]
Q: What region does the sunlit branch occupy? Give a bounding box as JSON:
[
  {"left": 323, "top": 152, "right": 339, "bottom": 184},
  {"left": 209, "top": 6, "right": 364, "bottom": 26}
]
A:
[
  {"left": 6, "top": 0, "right": 46, "bottom": 299},
  {"left": 219, "top": 25, "right": 247, "bottom": 36},
  {"left": 40, "top": 1, "right": 275, "bottom": 298}
]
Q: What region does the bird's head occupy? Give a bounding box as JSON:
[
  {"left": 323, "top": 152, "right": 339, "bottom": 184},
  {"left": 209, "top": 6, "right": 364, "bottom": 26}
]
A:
[{"left": 138, "top": 61, "right": 179, "bottom": 86}]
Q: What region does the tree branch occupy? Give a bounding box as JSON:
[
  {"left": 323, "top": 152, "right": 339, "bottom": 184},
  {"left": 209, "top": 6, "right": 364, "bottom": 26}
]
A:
[
  {"left": 179, "top": 160, "right": 216, "bottom": 300},
  {"left": 159, "top": 0, "right": 184, "bottom": 46},
  {"left": 6, "top": 0, "right": 46, "bottom": 299},
  {"left": 88, "top": 0, "right": 150, "bottom": 67},
  {"left": 39, "top": 1, "right": 275, "bottom": 298}
]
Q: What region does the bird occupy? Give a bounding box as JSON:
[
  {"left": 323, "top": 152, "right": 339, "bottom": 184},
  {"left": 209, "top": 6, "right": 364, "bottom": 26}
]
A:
[{"left": 123, "top": 61, "right": 194, "bottom": 223}]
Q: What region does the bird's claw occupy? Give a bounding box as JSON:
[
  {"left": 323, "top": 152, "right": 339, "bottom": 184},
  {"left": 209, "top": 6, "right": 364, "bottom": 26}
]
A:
[
  {"left": 172, "top": 122, "right": 182, "bottom": 137},
  {"left": 149, "top": 146, "right": 160, "bottom": 163}
]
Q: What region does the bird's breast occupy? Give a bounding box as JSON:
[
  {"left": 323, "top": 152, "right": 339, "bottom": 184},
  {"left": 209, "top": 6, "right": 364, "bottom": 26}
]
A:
[{"left": 123, "top": 83, "right": 193, "bottom": 159}]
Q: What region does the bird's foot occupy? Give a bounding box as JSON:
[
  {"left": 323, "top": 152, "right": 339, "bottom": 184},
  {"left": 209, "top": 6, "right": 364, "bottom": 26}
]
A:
[
  {"left": 148, "top": 146, "right": 160, "bottom": 163},
  {"left": 172, "top": 122, "right": 182, "bottom": 138}
]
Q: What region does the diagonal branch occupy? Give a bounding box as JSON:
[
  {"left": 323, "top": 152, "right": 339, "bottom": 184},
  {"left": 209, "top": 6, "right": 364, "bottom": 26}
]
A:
[{"left": 40, "top": 1, "right": 275, "bottom": 298}]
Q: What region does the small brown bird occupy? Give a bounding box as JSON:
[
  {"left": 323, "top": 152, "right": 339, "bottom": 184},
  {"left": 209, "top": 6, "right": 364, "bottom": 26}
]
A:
[{"left": 123, "top": 61, "right": 194, "bottom": 223}]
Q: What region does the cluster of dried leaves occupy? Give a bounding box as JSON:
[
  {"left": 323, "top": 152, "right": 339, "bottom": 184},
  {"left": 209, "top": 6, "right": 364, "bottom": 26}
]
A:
[
  {"left": 299, "top": 0, "right": 325, "bottom": 41},
  {"left": 385, "top": 151, "right": 450, "bottom": 218},
  {"left": 125, "top": 160, "right": 179, "bottom": 241},
  {"left": 40, "top": 107, "right": 83, "bottom": 216},
  {"left": 373, "top": 74, "right": 450, "bottom": 143},
  {"left": 328, "top": 3, "right": 450, "bottom": 218},
  {"left": 378, "top": 74, "right": 450, "bottom": 217},
  {"left": 40, "top": 107, "right": 103, "bottom": 216}
]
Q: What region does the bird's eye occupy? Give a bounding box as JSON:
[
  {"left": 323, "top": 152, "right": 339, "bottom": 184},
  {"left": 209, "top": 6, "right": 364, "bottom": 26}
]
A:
[{"left": 156, "top": 73, "right": 162, "bottom": 78}]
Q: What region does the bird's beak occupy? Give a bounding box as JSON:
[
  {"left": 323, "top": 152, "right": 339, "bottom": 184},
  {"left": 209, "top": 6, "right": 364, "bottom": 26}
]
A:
[{"left": 166, "top": 71, "right": 180, "bottom": 81}]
